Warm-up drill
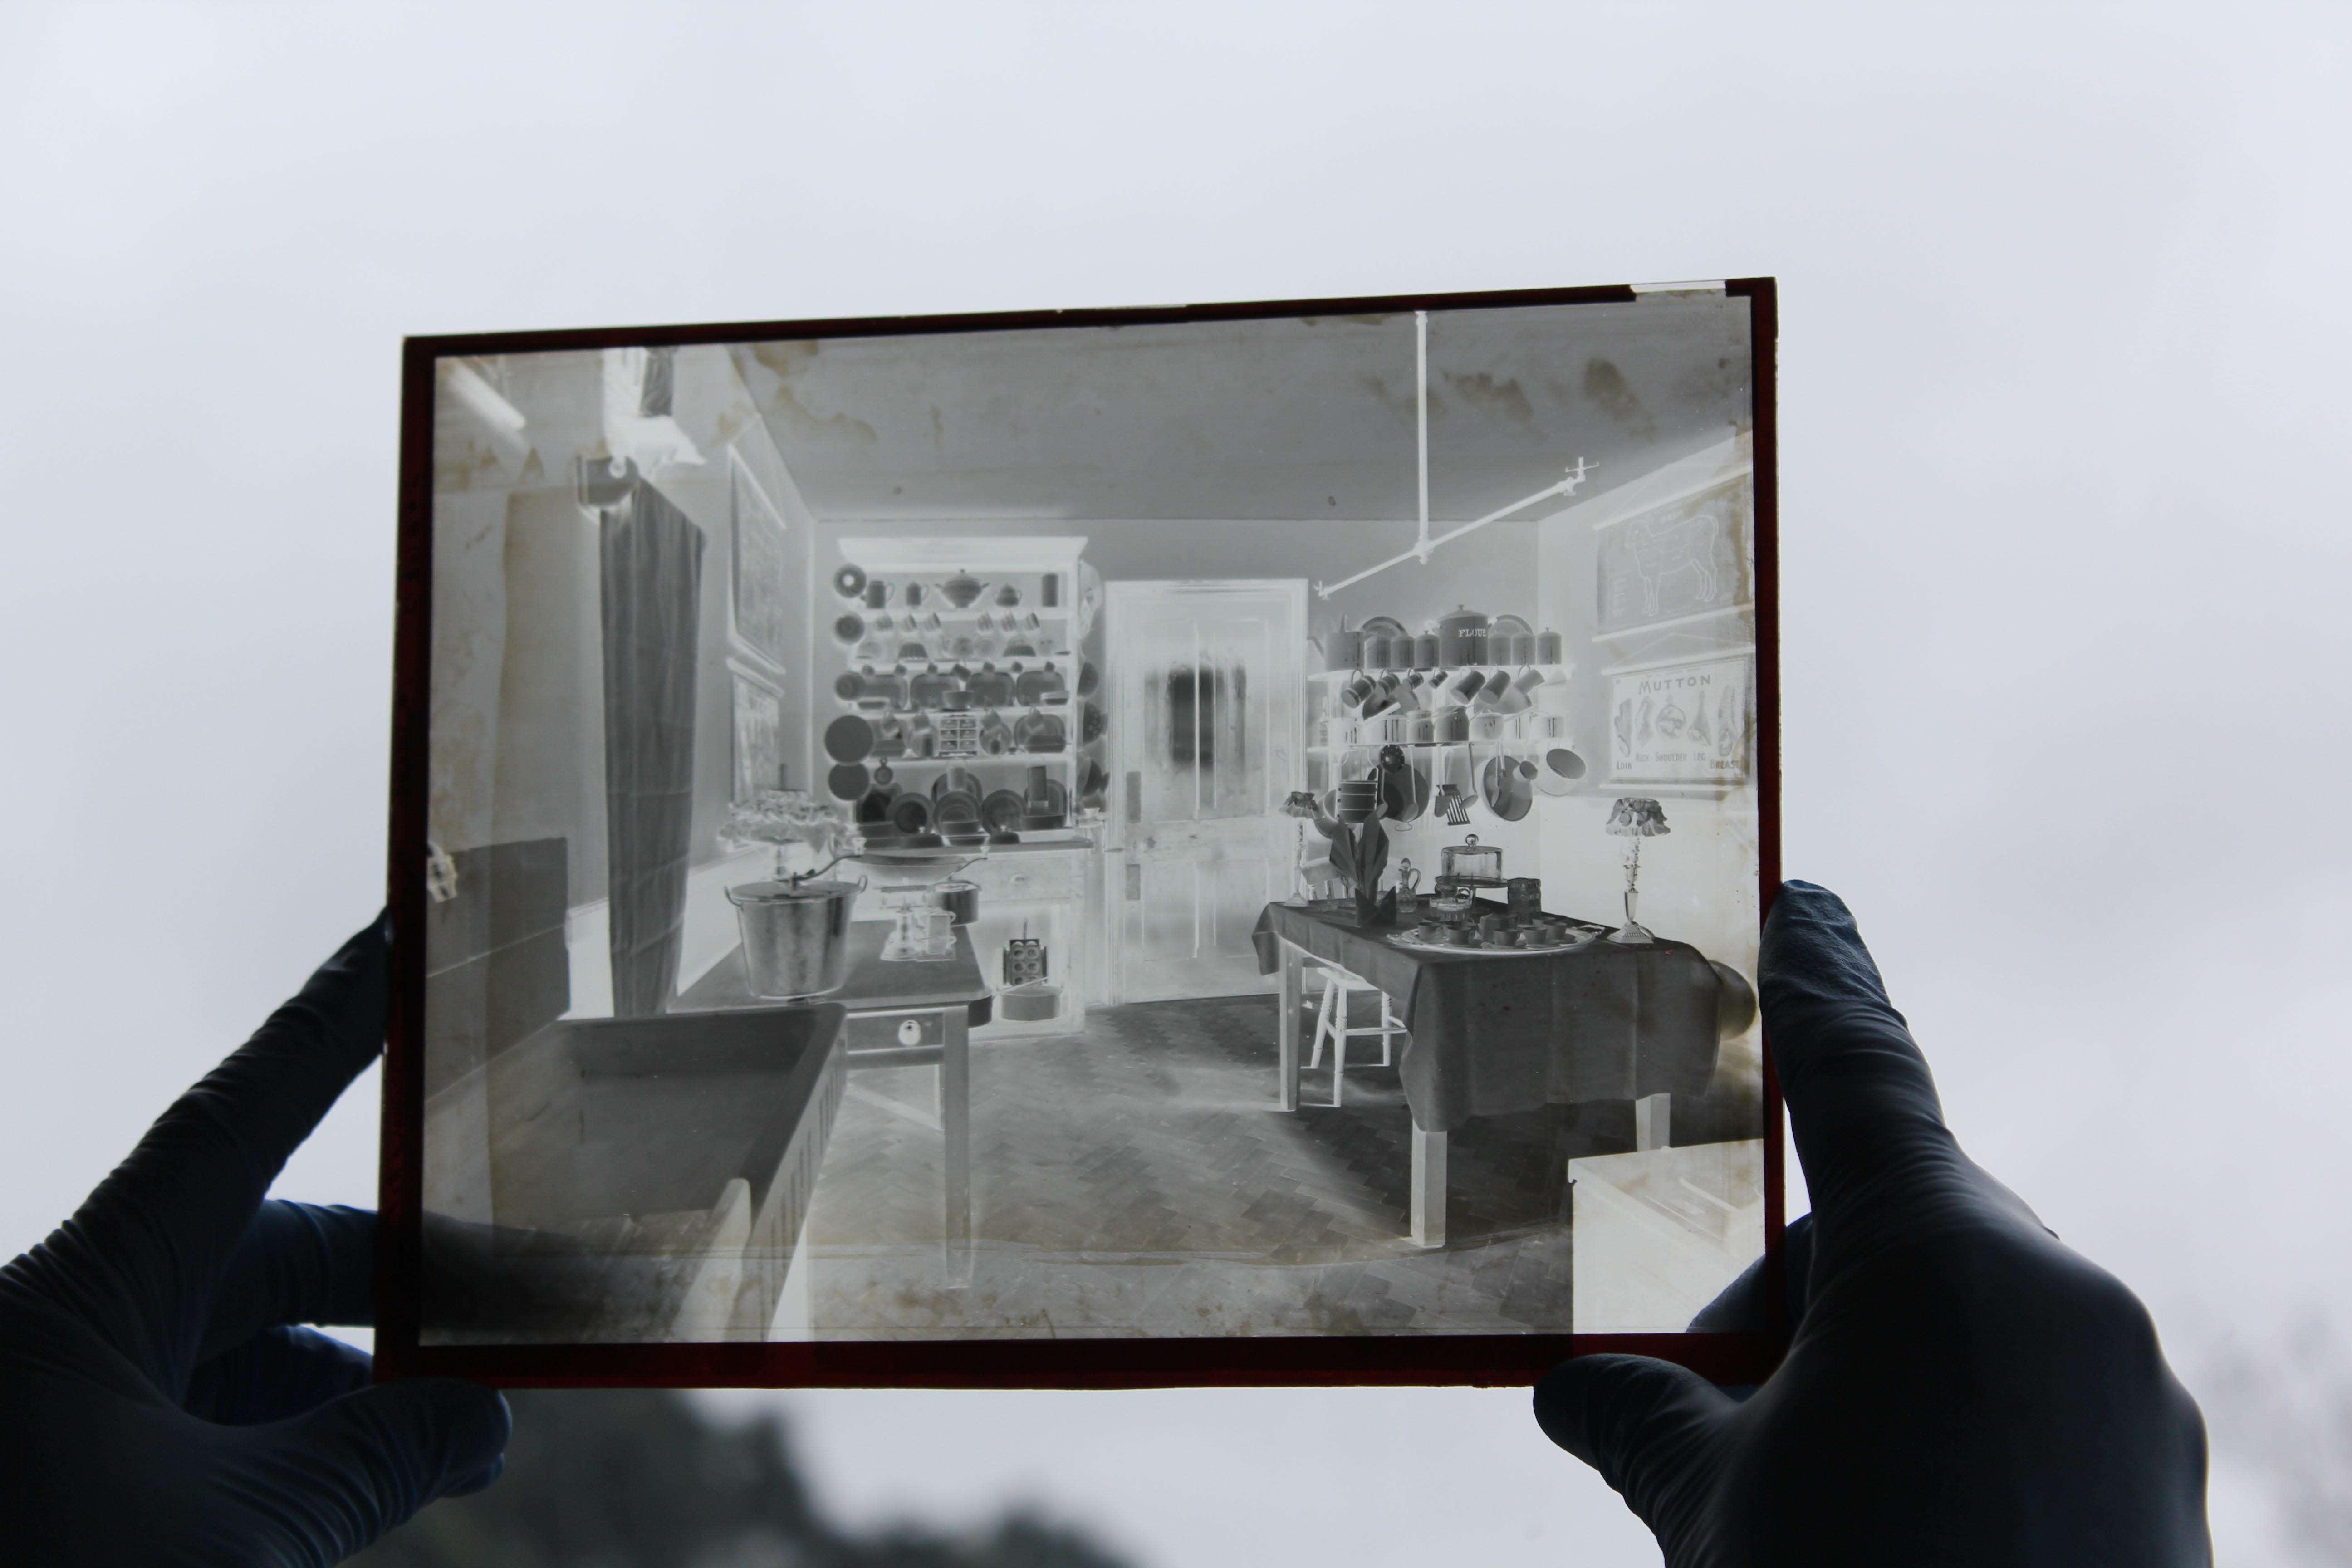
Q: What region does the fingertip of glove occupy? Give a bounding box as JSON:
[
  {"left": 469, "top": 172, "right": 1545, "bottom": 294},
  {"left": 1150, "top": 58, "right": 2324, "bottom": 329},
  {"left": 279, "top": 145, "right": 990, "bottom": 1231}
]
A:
[
  {"left": 441, "top": 1453, "right": 505, "bottom": 1498},
  {"left": 1531, "top": 1354, "right": 1632, "bottom": 1455},
  {"left": 401, "top": 1377, "right": 511, "bottom": 1479},
  {"left": 1766, "top": 880, "right": 1850, "bottom": 927}
]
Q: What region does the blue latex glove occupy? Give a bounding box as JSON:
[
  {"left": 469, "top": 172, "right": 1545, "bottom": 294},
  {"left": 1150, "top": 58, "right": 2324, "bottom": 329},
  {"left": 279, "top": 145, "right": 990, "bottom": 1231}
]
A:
[
  {"left": 0, "top": 917, "right": 510, "bottom": 1565},
  {"left": 1535, "top": 882, "right": 2210, "bottom": 1565}
]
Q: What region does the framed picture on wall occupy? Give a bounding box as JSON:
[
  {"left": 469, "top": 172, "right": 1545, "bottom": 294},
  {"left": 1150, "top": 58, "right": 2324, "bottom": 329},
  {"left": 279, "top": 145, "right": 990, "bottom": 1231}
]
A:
[
  {"left": 730, "top": 663, "right": 785, "bottom": 803},
  {"left": 384, "top": 279, "right": 1782, "bottom": 1393},
  {"left": 1595, "top": 470, "right": 1754, "bottom": 636},
  {"left": 730, "top": 451, "right": 794, "bottom": 669},
  {"left": 1608, "top": 651, "right": 1754, "bottom": 787}
]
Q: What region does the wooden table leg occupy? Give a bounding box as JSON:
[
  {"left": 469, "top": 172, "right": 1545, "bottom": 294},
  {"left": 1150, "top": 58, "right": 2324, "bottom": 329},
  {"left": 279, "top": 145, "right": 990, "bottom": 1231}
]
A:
[
  {"left": 1277, "top": 939, "right": 1302, "bottom": 1112},
  {"left": 941, "top": 1004, "right": 972, "bottom": 1289},
  {"left": 1410, "top": 1120, "right": 1447, "bottom": 1249},
  {"left": 1634, "top": 1092, "right": 1671, "bottom": 1152}
]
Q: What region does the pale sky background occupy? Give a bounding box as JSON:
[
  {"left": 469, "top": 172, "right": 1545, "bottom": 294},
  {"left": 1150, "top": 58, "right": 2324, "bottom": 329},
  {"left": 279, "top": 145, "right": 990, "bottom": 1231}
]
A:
[{"left": 3, "top": 3, "right": 2348, "bottom": 1563}]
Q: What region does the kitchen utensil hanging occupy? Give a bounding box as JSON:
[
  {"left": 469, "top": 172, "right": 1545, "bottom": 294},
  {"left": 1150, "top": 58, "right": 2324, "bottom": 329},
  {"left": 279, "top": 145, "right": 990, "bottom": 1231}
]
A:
[
  {"left": 1534, "top": 746, "right": 1586, "bottom": 796},
  {"left": 824, "top": 714, "right": 875, "bottom": 764},
  {"left": 1382, "top": 755, "right": 1431, "bottom": 823},
  {"left": 1480, "top": 750, "right": 1534, "bottom": 821},
  {"left": 827, "top": 762, "right": 870, "bottom": 801}
]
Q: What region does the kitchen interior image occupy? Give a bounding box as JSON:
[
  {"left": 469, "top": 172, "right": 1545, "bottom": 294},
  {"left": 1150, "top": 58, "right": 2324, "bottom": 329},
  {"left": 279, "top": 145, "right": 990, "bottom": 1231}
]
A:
[{"left": 418, "top": 294, "right": 1766, "bottom": 1345}]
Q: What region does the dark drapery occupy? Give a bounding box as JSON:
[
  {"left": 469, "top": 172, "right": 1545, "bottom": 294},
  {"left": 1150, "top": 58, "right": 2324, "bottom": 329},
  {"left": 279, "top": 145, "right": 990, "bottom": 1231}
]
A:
[{"left": 599, "top": 480, "right": 705, "bottom": 1017}]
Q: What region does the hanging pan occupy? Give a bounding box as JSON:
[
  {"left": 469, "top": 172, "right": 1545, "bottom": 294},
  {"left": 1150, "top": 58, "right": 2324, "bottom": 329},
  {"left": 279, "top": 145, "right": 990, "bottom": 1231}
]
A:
[
  {"left": 1480, "top": 750, "right": 1534, "bottom": 822},
  {"left": 824, "top": 714, "right": 875, "bottom": 764},
  {"left": 1534, "top": 746, "right": 1588, "bottom": 797},
  {"left": 1381, "top": 751, "right": 1430, "bottom": 823}
]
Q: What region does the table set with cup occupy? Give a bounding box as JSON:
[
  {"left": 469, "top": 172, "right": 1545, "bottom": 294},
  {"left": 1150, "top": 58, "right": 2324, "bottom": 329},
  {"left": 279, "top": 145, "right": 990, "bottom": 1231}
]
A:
[{"left": 1384, "top": 836, "right": 1603, "bottom": 954}]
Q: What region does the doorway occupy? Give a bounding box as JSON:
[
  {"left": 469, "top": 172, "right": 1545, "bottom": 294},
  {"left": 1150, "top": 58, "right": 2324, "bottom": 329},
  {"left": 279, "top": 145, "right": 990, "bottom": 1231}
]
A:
[{"left": 1106, "top": 580, "right": 1306, "bottom": 1004}]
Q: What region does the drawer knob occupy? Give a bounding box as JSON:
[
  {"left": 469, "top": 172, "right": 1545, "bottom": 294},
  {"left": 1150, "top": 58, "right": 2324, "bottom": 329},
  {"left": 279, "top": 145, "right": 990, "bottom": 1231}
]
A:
[{"left": 897, "top": 1019, "right": 922, "bottom": 1046}]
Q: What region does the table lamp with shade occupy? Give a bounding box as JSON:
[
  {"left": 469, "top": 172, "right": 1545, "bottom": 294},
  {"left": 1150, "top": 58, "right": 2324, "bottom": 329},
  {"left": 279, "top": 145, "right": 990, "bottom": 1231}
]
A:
[{"left": 1604, "top": 796, "right": 1670, "bottom": 944}]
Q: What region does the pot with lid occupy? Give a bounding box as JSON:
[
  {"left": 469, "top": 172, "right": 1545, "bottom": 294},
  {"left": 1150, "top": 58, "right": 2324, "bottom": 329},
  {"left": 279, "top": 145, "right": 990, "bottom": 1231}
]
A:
[
  {"left": 725, "top": 877, "right": 860, "bottom": 998},
  {"left": 1434, "top": 608, "right": 1490, "bottom": 668}
]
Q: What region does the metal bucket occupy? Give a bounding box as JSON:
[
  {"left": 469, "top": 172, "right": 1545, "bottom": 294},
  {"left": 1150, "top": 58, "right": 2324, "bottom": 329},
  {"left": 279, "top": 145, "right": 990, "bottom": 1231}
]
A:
[{"left": 725, "top": 877, "right": 859, "bottom": 999}]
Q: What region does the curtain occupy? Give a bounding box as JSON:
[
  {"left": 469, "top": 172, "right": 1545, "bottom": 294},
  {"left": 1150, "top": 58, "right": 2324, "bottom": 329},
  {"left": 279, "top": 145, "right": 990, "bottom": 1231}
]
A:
[{"left": 599, "top": 480, "right": 705, "bottom": 1017}]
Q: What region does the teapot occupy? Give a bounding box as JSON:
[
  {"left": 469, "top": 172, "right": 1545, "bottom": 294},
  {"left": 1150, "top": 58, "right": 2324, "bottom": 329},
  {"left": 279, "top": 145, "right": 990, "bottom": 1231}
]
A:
[{"left": 938, "top": 571, "right": 992, "bottom": 609}]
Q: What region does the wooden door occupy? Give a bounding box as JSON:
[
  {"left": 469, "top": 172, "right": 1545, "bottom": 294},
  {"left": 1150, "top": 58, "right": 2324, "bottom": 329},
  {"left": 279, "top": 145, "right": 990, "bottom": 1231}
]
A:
[{"left": 1107, "top": 581, "right": 1305, "bottom": 1003}]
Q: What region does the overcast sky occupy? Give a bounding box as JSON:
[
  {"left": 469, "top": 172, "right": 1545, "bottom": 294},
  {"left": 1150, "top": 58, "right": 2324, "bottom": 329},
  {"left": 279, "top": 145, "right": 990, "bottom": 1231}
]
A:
[{"left": 3, "top": 4, "right": 2347, "bottom": 1563}]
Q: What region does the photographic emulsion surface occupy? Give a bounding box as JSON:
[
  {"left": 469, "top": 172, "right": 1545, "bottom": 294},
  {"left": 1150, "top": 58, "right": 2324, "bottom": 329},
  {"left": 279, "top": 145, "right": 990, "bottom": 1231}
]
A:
[{"left": 379, "top": 282, "right": 1784, "bottom": 1387}]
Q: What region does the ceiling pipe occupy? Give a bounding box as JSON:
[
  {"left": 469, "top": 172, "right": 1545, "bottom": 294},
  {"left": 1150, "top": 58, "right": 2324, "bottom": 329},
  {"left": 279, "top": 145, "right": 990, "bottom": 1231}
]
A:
[
  {"left": 1415, "top": 311, "right": 1431, "bottom": 564},
  {"left": 1313, "top": 309, "right": 1593, "bottom": 600}
]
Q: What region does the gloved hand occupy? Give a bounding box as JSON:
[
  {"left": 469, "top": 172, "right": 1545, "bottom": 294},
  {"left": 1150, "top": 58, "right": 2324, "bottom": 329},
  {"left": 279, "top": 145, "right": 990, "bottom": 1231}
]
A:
[
  {"left": 0, "top": 916, "right": 511, "bottom": 1566},
  {"left": 1534, "top": 882, "right": 2210, "bottom": 1566}
]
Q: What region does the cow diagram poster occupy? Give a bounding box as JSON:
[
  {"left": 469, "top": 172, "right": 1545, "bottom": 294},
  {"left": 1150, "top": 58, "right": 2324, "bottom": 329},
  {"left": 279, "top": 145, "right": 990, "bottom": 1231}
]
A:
[
  {"left": 1609, "top": 652, "right": 1753, "bottom": 785},
  {"left": 1594, "top": 474, "right": 1752, "bottom": 634}
]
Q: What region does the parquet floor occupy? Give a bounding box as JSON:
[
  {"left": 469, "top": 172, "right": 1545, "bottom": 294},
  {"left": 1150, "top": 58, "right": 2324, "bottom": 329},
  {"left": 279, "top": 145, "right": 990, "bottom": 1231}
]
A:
[{"left": 793, "top": 993, "right": 1586, "bottom": 1339}]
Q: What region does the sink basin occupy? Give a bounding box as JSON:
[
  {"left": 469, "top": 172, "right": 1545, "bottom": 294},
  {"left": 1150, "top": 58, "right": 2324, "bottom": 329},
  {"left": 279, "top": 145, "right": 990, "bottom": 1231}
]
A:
[{"left": 422, "top": 1003, "right": 845, "bottom": 1344}]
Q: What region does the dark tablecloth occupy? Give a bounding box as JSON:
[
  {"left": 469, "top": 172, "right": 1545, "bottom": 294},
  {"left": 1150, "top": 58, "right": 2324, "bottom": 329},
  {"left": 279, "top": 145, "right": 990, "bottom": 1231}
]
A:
[{"left": 1252, "top": 902, "right": 1727, "bottom": 1133}]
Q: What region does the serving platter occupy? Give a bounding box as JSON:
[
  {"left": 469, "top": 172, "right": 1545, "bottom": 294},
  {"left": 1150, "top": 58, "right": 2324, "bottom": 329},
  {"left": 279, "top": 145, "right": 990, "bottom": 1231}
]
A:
[{"left": 1386, "top": 924, "right": 1602, "bottom": 955}]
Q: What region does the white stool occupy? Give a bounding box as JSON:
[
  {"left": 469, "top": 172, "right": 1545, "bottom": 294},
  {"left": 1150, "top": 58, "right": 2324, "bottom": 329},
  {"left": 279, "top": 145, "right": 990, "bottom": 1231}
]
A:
[{"left": 1308, "top": 965, "right": 1407, "bottom": 1107}]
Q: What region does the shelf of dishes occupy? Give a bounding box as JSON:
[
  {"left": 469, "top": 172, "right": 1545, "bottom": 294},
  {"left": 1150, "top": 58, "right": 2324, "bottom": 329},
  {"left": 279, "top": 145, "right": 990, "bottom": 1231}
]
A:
[
  {"left": 834, "top": 622, "right": 1079, "bottom": 666},
  {"left": 1313, "top": 712, "right": 1567, "bottom": 748},
  {"left": 830, "top": 564, "right": 1079, "bottom": 618},
  {"left": 1312, "top": 612, "right": 1564, "bottom": 674},
  {"left": 1307, "top": 659, "right": 1568, "bottom": 683},
  {"left": 1313, "top": 662, "right": 1571, "bottom": 746},
  {"left": 849, "top": 762, "right": 1092, "bottom": 838},
  {"left": 824, "top": 704, "right": 1105, "bottom": 759},
  {"left": 832, "top": 660, "right": 1097, "bottom": 709}
]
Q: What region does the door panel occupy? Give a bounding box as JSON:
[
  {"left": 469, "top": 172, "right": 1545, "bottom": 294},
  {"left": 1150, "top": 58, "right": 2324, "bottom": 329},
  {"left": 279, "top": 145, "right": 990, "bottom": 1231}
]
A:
[{"left": 1109, "top": 581, "right": 1304, "bottom": 1003}]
